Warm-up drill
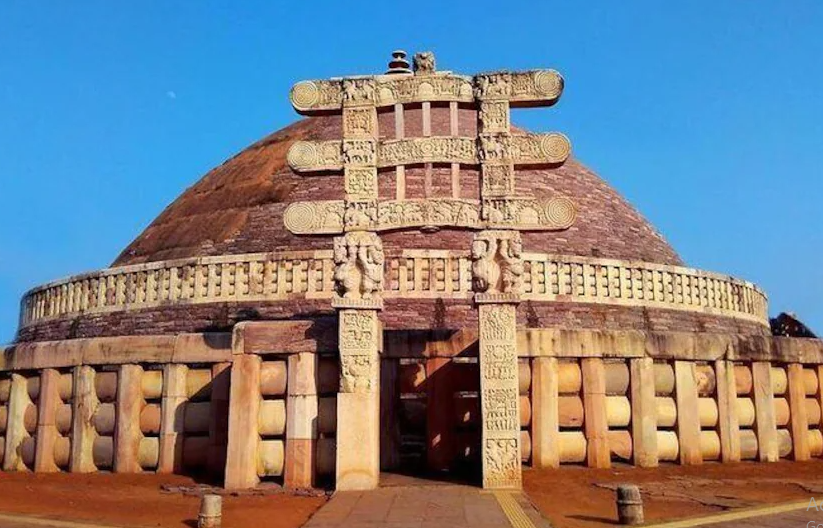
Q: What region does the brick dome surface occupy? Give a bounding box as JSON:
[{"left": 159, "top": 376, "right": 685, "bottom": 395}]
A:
[{"left": 114, "top": 110, "right": 682, "bottom": 267}]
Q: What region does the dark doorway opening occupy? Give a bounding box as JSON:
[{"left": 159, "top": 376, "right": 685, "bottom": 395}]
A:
[{"left": 380, "top": 330, "right": 480, "bottom": 486}]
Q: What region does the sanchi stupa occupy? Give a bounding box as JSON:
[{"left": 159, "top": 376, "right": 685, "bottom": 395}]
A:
[{"left": 3, "top": 50, "right": 821, "bottom": 492}]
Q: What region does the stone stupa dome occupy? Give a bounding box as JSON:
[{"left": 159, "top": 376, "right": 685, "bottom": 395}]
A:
[{"left": 16, "top": 78, "right": 768, "bottom": 343}]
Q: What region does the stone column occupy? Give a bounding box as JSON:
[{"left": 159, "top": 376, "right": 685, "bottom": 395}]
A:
[
  {"left": 114, "top": 364, "right": 144, "bottom": 473},
  {"left": 208, "top": 362, "right": 231, "bottom": 476},
  {"left": 531, "top": 357, "right": 560, "bottom": 469},
  {"left": 3, "top": 374, "right": 30, "bottom": 471},
  {"left": 674, "top": 361, "right": 702, "bottom": 465},
  {"left": 473, "top": 230, "right": 523, "bottom": 489},
  {"left": 70, "top": 366, "right": 98, "bottom": 473},
  {"left": 224, "top": 354, "right": 262, "bottom": 489},
  {"left": 582, "top": 358, "right": 610, "bottom": 468},
  {"left": 787, "top": 363, "right": 810, "bottom": 461},
  {"left": 158, "top": 364, "right": 187, "bottom": 474},
  {"left": 34, "top": 369, "right": 61, "bottom": 472},
  {"left": 752, "top": 361, "right": 778, "bottom": 462},
  {"left": 629, "top": 358, "right": 658, "bottom": 467},
  {"left": 715, "top": 360, "right": 741, "bottom": 463},
  {"left": 285, "top": 352, "right": 318, "bottom": 488}
]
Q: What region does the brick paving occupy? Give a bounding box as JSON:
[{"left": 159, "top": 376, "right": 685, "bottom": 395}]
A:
[{"left": 302, "top": 485, "right": 551, "bottom": 528}]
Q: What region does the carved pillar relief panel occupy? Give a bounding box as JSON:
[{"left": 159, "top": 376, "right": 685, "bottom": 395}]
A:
[
  {"left": 333, "top": 229, "right": 383, "bottom": 490},
  {"left": 478, "top": 302, "right": 521, "bottom": 489},
  {"left": 474, "top": 230, "right": 523, "bottom": 489},
  {"left": 335, "top": 308, "right": 381, "bottom": 490}
]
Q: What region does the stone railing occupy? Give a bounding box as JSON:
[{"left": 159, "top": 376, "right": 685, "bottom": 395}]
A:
[
  {"left": 19, "top": 250, "right": 769, "bottom": 328},
  {"left": 521, "top": 253, "right": 769, "bottom": 324},
  {"left": 19, "top": 251, "right": 337, "bottom": 327}
]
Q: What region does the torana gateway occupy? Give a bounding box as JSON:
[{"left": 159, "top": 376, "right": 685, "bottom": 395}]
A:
[{"left": 3, "top": 51, "right": 822, "bottom": 491}]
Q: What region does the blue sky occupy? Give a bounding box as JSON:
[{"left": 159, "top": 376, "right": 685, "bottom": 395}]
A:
[{"left": 1, "top": 2, "right": 821, "bottom": 343}]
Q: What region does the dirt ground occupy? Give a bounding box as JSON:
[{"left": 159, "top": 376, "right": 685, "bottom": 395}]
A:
[
  {"left": 4, "top": 462, "right": 823, "bottom": 528},
  {"left": 523, "top": 459, "right": 823, "bottom": 528},
  {"left": 0, "top": 472, "right": 326, "bottom": 528}
]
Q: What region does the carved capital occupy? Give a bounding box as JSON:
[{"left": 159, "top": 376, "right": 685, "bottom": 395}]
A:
[
  {"left": 471, "top": 230, "right": 523, "bottom": 301},
  {"left": 332, "top": 232, "right": 384, "bottom": 307}
]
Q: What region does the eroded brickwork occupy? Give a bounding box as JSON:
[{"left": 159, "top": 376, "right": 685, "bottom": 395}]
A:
[{"left": 113, "top": 110, "right": 680, "bottom": 267}]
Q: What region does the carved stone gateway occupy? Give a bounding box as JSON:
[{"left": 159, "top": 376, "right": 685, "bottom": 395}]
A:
[{"left": 285, "top": 51, "right": 574, "bottom": 490}]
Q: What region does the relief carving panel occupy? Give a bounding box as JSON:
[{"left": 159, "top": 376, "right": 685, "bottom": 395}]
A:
[
  {"left": 283, "top": 197, "right": 576, "bottom": 234},
  {"left": 478, "top": 302, "right": 522, "bottom": 489},
  {"left": 338, "top": 309, "right": 380, "bottom": 394},
  {"left": 378, "top": 137, "right": 477, "bottom": 167}
]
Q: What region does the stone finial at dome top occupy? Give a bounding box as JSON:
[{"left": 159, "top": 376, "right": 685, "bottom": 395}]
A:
[{"left": 385, "top": 50, "right": 412, "bottom": 74}]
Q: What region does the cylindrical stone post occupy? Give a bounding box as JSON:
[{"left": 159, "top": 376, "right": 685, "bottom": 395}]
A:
[
  {"left": 616, "top": 485, "right": 644, "bottom": 525},
  {"left": 198, "top": 494, "right": 222, "bottom": 528}
]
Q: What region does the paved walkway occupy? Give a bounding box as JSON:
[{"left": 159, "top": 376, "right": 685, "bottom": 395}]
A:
[
  {"left": 643, "top": 499, "right": 819, "bottom": 527},
  {"left": 302, "top": 485, "right": 551, "bottom": 528}
]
